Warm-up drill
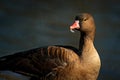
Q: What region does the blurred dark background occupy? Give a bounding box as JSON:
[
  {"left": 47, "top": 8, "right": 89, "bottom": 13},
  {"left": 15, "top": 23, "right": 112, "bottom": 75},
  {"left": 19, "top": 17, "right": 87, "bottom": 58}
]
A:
[{"left": 0, "top": 0, "right": 120, "bottom": 80}]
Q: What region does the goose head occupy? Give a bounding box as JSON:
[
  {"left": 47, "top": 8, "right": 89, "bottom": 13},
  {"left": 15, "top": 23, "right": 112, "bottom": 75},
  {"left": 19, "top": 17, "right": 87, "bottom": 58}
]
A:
[{"left": 70, "top": 13, "right": 95, "bottom": 35}]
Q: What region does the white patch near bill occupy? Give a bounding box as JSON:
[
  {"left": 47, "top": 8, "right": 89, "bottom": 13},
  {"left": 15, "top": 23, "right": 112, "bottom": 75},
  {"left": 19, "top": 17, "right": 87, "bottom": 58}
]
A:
[{"left": 70, "top": 29, "right": 75, "bottom": 33}]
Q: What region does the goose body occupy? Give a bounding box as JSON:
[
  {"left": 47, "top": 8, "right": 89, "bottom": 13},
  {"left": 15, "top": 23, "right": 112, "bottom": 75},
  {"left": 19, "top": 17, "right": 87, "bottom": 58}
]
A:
[{"left": 0, "top": 13, "right": 101, "bottom": 80}]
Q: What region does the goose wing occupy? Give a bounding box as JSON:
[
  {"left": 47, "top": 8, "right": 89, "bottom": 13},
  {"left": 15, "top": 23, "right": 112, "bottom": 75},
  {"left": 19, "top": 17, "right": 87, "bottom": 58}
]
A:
[{"left": 0, "top": 46, "right": 79, "bottom": 79}]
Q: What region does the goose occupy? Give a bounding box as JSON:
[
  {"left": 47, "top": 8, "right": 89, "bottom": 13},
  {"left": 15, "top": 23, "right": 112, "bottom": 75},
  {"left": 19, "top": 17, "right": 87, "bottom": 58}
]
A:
[{"left": 0, "top": 13, "right": 101, "bottom": 80}]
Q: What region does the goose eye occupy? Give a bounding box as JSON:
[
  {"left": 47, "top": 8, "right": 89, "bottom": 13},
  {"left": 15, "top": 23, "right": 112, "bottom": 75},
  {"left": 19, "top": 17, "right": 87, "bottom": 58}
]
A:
[{"left": 84, "top": 18, "right": 87, "bottom": 21}]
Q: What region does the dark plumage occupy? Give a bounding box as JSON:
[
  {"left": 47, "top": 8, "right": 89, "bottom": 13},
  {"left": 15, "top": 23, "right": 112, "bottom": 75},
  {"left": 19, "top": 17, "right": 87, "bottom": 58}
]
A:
[{"left": 0, "top": 13, "right": 101, "bottom": 80}]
